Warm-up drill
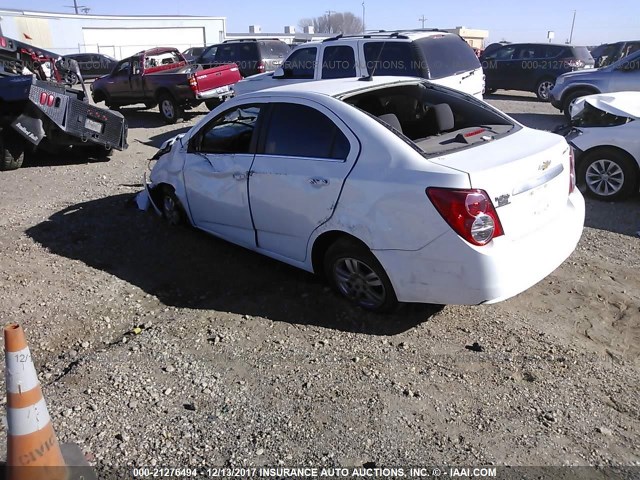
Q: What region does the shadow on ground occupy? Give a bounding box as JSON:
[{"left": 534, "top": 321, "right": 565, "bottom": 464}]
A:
[
  {"left": 26, "top": 194, "right": 440, "bottom": 335},
  {"left": 485, "top": 92, "right": 541, "bottom": 103},
  {"left": 121, "top": 108, "right": 206, "bottom": 129},
  {"left": 583, "top": 194, "right": 640, "bottom": 237},
  {"left": 143, "top": 127, "right": 192, "bottom": 148}
]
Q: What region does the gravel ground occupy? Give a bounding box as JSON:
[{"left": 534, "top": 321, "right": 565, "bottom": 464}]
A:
[{"left": 0, "top": 90, "right": 639, "bottom": 477}]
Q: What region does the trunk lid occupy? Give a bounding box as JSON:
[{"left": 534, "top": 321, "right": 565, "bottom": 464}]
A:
[{"left": 429, "top": 128, "right": 572, "bottom": 239}]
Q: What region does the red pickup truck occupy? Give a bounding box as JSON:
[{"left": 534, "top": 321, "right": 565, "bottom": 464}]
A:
[{"left": 91, "top": 47, "right": 241, "bottom": 124}]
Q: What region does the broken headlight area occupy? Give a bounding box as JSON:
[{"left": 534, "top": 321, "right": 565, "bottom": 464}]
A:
[{"left": 571, "top": 103, "right": 634, "bottom": 128}]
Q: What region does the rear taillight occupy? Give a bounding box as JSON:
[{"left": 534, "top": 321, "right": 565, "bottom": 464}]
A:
[
  {"left": 257, "top": 61, "right": 265, "bottom": 73},
  {"left": 0, "top": 37, "right": 6, "bottom": 48},
  {"left": 569, "top": 148, "right": 576, "bottom": 194},
  {"left": 426, "top": 188, "right": 504, "bottom": 246},
  {"left": 565, "top": 59, "right": 584, "bottom": 69},
  {"left": 188, "top": 74, "right": 198, "bottom": 93},
  {"left": 39, "top": 92, "right": 47, "bottom": 105}
]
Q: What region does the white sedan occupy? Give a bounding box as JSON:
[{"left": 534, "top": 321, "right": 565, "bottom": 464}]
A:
[
  {"left": 566, "top": 92, "right": 640, "bottom": 201},
  {"left": 145, "top": 77, "right": 584, "bottom": 312}
]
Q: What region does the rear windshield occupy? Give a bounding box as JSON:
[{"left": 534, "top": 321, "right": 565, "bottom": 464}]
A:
[
  {"left": 259, "top": 41, "right": 291, "bottom": 58},
  {"left": 415, "top": 35, "right": 481, "bottom": 78}
]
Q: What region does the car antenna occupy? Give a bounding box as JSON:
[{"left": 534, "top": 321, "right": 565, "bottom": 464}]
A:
[{"left": 359, "top": 42, "right": 386, "bottom": 81}]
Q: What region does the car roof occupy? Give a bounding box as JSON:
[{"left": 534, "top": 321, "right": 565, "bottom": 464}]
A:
[
  {"left": 299, "top": 29, "right": 457, "bottom": 47},
  {"left": 245, "top": 76, "right": 425, "bottom": 98}
]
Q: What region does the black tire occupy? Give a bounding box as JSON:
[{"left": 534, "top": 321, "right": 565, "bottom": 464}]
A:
[
  {"left": 87, "top": 145, "right": 114, "bottom": 161},
  {"left": 64, "top": 72, "right": 79, "bottom": 86},
  {"left": 205, "top": 99, "right": 222, "bottom": 111},
  {"left": 160, "top": 186, "right": 185, "bottom": 226},
  {"left": 535, "top": 77, "right": 555, "bottom": 101},
  {"left": 158, "top": 93, "right": 182, "bottom": 124},
  {"left": 485, "top": 88, "right": 497, "bottom": 95},
  {"left": 92, "top": 90, "right": 106, "bottom": 104},
  {"left": 0, "top": 131, "right": 25, "bottom": 171},
  {"left": 562, "top": 88, "right": 596, "bottom": 120},
  {"left": 577, "top": 148, "right": 638, "bottom": 201},
  {"left": 323, "top": 238, "right": 398, "bottom": 312}
]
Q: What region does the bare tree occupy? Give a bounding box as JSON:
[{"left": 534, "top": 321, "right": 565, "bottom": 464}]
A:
[{"left": 298, "top": 11, "right": 363, "bottom": 34}]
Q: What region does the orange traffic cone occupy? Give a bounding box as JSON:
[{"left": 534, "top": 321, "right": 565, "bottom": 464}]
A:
[{"left": 4, "top": 323, "right": 67, "bottom": 480}]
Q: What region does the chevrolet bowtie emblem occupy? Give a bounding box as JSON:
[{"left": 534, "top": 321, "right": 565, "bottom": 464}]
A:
[{"left": 539, "top": 160, "right": 551, "bottom": 171}]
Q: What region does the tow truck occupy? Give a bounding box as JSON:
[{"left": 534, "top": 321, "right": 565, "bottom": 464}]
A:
[{"left": 0, "top": 36, "right": 128, "bottom": 171}]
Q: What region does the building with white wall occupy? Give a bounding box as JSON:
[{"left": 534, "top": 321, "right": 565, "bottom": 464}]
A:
[{"left": 0, "top": 8, "right": 226, "bottom": 59}]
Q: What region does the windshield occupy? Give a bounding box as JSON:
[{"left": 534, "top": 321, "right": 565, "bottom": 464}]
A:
[
  {"left": 198, "top": 45, "right": 218, "bottom": 63},
  {"left": 415, "top": 35, "right": 481, "bottom": 78},
  {"left": 259, "top": 41, "right": 290, "bottom": 58}
]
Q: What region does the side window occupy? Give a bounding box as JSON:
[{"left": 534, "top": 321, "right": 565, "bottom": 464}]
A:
[
  {"left": 494, "top": 46, "right": 516, "bottom": 60},
  {"left": 216, "top": 45, "right": 234, "bottom": 63},
  {"left": 114, "top": 60, "right": 130, "bottom": 75},
  {"left": 516, "top": 46, "right": 537, "bottom": 59},
  {"left": 197, "top": 105, "right": 262, "bottom": 154},
  {"left": 201, "top": 46, "right": 218, "bottom": 63},
  {"left": 263, "top": 103, "right": 350, "bottom": 160},
  {"left": 363, "top": 42, "right": 419, "bottom": 76},
  {"left": 282, "top": 47, "right": 317, "bottom": 79},
  {"left": 321, "top": 46, "right": 356, "bottom": 79}
]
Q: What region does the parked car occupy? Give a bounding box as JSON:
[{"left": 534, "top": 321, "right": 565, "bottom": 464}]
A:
[
  {"left": 550, "top": 50, "right": 640, "bottom": 118},
  {"left": 91, "top": 47, "right": 242, "bottom": 123},
  {"left": 591, "top": 40, "right": 640, "bottom": 68},
  {"left": 565, "top": 92, "right": 640, "bottom": 201},
  {"left": 195, "top": 39, "right": 290, "bottom": 78},
  {"left": 182, "top": 46, "right": 205, "bottom": 63},
  {"left": 61, "top": 53, "right": 117, "bottom": 84},
  {"left": 144, "top": 77, "right": 584, "bottom": 311},
  {"left": 481, "top": 43, "right": 595, "bottom": 101},
  {"left": 232, "top": 30, "right": 485, "bottom": 99}
]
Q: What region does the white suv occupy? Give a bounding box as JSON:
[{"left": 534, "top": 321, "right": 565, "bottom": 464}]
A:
[{"left": 233, "top": 30, "right": 485, "bottom": 99}]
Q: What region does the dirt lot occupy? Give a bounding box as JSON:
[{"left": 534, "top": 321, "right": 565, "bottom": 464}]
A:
[{"left": 0, "top": 90, "right": 639, "bottom": 477}]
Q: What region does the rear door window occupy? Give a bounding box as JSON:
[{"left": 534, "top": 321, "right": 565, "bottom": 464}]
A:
[
  {"left": 321, "top": 45, "right": 356, "bottom": 79},
  {"left": 493, "top": 46, "right": 516, "bottom": 60},
  {"left": 363, "top": 42, "right": 420, "bottom": 76},
  {"left": 262, "top": 103, "right": 349, "bottom": 160},
  {"left": 414, "top": 35, "right": 481, "bottom": 78}
]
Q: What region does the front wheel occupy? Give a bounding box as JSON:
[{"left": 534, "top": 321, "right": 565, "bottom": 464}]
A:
[
  {"left": 562, "top": 89, "right": 595, "bottom": 120},
  {"left": 158, "top": 93, "right": 182, "bottom": 124},
  {"left": 324, "top": 238, "right": 397, "bottom": 312},
  {"left": 535, "top": 78, "right": 555, "bottom": 101},
  {"left": 578, "top": 149, "right": 638, "bottom": 201},
  {"left": 160, "top": 187, "right": 185, "bottom": 226}
]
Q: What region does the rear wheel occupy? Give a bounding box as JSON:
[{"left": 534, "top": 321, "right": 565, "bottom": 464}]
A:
[
  {"left": 324, "top": 238, "right": 397, "bottom": 312},
  {"left": 158, "top": 93, "right": 182, "bottom": 124},
  {"left": 535, "top": 77, "right": 555, "bottom": 101},
  {"left": 0, "top": 130, "right": 25, "bottom": 171},
  {"left": 578, "top": 148, "right": 638, "bottom": 201},
  {"left": 64, "top": 72, "right": 79, "bottom": 86}
]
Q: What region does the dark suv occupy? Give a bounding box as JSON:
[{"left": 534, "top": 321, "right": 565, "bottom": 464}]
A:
[
  {"left": 61, "top": 53, "right": 117, "bottom": 84},
  {"left": 196, "top": 39, "right": 290, "bottom": 78},
  {"left": 480, "top": 43, "right": 594, "bottom": 100},
  {"left": 591, "top": 40, "right": 640, "bottom": 67}
]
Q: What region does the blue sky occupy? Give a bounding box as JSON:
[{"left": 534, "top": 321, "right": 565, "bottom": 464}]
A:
[{"left": 5, "top": 0, "right": 639, "bottom": 45}]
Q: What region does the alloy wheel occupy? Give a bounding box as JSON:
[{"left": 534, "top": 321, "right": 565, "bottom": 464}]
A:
[
  {"left": 585, "top": 159, "right": 625, "bottom": 197},
  {"left": 333, "top": 257, "right": 386, "bottom": 309}
]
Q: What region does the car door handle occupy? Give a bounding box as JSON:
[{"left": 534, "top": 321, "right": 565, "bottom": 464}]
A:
[
  {"left": 233, "top": 172, "right": 246, "bottom": 181},
  {"left": 309, "top": 177, "right": 329, "bottom": 187}
]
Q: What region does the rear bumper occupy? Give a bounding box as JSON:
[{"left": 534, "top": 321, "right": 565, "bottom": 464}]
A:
[
  {"left": 374, "top": 190, "right": 585, "bottom": 305},
  {"left": 196, "top": 85, "right": 233, "bottom": 101}
]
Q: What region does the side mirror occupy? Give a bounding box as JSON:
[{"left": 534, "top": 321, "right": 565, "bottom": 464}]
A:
[{"left": 273, "top": 67, "right": 285, "bottom": 79}]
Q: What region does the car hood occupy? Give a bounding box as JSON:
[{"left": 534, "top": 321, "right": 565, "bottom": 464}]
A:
[
  {"left": 570, "top": 91, "right": 640, "bottom": 119},
  {"left": 558, "top": 67, "right": 609, "bottom": 82}
]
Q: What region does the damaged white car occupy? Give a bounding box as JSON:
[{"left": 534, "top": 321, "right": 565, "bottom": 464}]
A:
[
  {"left": 144, "top": 77, "right": 584, "bottom": 312},
  {"left": 565, "top": 92, "right": 640, "bottom": 201}
]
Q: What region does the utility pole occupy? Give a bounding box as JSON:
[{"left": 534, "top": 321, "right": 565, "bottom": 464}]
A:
[
  {"left": 362, "top": 1, "right": 365, "bottom": 33},
  {"left": 325, "top": 10, "right": 336, "bottom": 34},
  {"left": 73, "top": 0, "right": 79, "bottom": 13},
  {"left": 418, "top": 14, "right": 427, "bottom": 29},
  {"left": 568, "top": 10, "right": 577, "bottom": 44}
]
